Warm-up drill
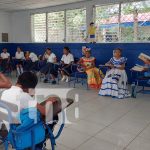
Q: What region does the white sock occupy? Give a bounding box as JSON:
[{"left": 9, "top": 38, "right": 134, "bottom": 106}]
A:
[
  {"left": 66, "top": 76, "right": 69, "bottom": 82},
  {"left": 17, "top": 68, "right": 20, "bottom": 75},
  {"left": 20, "top": 67, "right": 23, "bottom": 74},
  {"left": 61, "top": 75, "right": 66, "bottom": 81}
]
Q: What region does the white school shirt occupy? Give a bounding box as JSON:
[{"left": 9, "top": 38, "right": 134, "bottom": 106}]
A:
[
  {"left": 47, "top": 53, "right": 56, "bottom": 63},
  {"left": 44, "top": 53, "right": 49, "bottom": 60},
  {"left": 0, "top": 86, "right": 37, "bottom": 127},
  {"left": 29, "top": 53, "right": 38, "bottom": 62},
  {"left": 15, "top": 51, "right": 24, "bottom": 59},
  {"left": 1, "top": 52, "right": 10, "bottom": 59},
  {"left": 61, "top": 53, "right": 74, "bottom": 64}
]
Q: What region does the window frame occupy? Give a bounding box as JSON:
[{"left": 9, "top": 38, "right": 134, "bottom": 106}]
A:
[
  {"left": 31, "top": 7, "right": 86, "bottom": 43},
  {"left": 31, "top": 0, "right": 150, "bottom": 43},
  {"left": 66, "top": 7, "right": 87, "bottom": 43},
  {"left": 94, "top": 1, "right": 150, "bottom": 43},
  {"left": 31, "top": 13, "right": 47, "bottom": 43}
]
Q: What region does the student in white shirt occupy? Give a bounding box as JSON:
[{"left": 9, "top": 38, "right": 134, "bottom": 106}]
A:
[
  {"left": 15, "top": 47, "right": 24, "bottom": 75},
  {"left": 29, "top": 52, "right": 38, "bottom": 63},
  {"left": 43, "top": 48, "right": 51, "bottom": 61},
  {"left": 60, "top": 47, "right": 74, "bottom": 82},
  {"left": 40, "top": 48, "right": 58, "bottom": 84},
  {"left": 30, "top": 52, "right": 39, "bottom": 72},
  {"left": 23, "top": 51, "right": 38, "bottom": 72},
  {"left": 0, "top": 72, "right": 59, "bottom": 148},
  {"left": 0, "top": 72, "right": 46, "bottom": 128},
  {"left": 0, "top": 48, "right": 11, "bottom": 73}
]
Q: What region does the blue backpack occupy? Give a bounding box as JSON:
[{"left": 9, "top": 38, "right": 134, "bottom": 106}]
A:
[{"left": 8, "top": 107, "right": 45, "bottom": 149}]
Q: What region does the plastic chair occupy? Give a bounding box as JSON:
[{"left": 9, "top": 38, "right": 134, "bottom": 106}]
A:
[
  {"left": 67, "top": 64, "right": 88, "bottom": 89},
  {"left": 131, "top": 70, "right": 150, "bottom": 98},
  {"left": 0, "top": 101, "right": 46, "bottom": 150},
  {"left": 0, "top": 99, "right": 70, "bottom": 150}
]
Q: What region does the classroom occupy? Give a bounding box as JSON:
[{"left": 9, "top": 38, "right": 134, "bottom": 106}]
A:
[{"left": 0, "top": 0, "right": 150, "bottom": 150}]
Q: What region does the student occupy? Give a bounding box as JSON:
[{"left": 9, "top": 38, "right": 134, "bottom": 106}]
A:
[
  {"left": 29, "top": 51, "right": 39, "bottom": 71},
  {"left": 29, "top": 51, "right": 38, "bottom": 63},
  {"left": 15, "top": 47, "right": 24, "bottom": 75},
  {"left": 43, "top": 48, "right": 51, "bottom": 61},
  {"left": 1, "top": 72, "right": 58, "bottom": 126},
  {"left": 38, "top": 55, "right": 47, "bottom": 71},
  {"left": 78, "top": 48, "right": 103, "bottom": 89},
  {"left": 60, "top": 47, "right": 74, "bottom": 82},
  {"left": 99, "top": 48, "right": 130, "bottom": 99},
  {"left": 23, "top": 51, "right": 32, "bottom": 71},
  {"left": 0, "top": 48, "right": 11, "bottom": 73},
  {"left": 40, "top": 48, "right": 57, "bottom": 84},
  {"left": 24, "top": 51, "right": 38, "bottom": 72}
]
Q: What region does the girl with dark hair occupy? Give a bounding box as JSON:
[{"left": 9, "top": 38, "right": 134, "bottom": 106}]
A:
[
  {"left": 60, "top": 47, "right": 74, "bottom": 82},
  {"left": 78, "top": 48, "right": 103, "bottom": 89},
  {"left": 23, "top": 51, "right": 38, "bottom": 72},
  {"left": 99, "top": 48, "right": 130, "bottom": 99},
  {"left": 15, "top": 47, "right": 24, "bottom": 75}
]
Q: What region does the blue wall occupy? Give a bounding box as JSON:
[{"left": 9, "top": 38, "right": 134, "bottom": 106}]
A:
[{"left": 0, "top": 43, "right": 150, "bottom": 83}]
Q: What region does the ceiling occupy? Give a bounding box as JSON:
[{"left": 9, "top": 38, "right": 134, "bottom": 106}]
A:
[{"left": 0, "top": 0, "right": 87, "bottom": 11}]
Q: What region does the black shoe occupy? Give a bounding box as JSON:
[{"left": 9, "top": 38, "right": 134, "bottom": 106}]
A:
[
  {"left": 43, "top": 79, "right": 49, "bottom": 83},
  {"left": 52, "top": 80, "right": 56, "bottom": 85}
]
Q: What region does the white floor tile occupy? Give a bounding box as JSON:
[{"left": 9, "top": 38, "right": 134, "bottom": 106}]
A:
[
  {"left": 139, "top": 124, "right": 150, "bottom": 140},
  {"left": 127, "top": 137, "right": 150, "bottom": 150},
  {"left": 95, "top": 126, "right": 136, "bottom": 147},
  {"left": 76, "top": 137, "right": 124, "bottom": 150},
  {"left": 57, "top": 128, "right": 91, "bottom": 149},
  {"left": 68, "top": 119, "right": 105, "bottom": 136}
]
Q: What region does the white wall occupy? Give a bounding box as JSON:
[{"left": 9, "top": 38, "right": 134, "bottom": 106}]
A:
[
  {"left": 0, "top": 12, "right": 11, "bottom": 42},
  {"left": 11, "top": 11, "right": 31, "bottom": 43},
  {"left": 10, "top": 0, "right": 142, "bottom": 43}
]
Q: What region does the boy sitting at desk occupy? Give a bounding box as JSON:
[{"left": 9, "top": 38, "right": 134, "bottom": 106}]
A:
[{"left": 0, "top": 72, "right": 59, "bottom": 148}]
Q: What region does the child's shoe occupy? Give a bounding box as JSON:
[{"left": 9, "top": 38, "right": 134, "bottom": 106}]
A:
[
  {"left": 43, "top": 79, "right": 49, "bottom": 83},
  {"left": 61, "top": 76, "right": 66, "bottom": 82},
  {"left": 66, "top": 77, "right": 69, "bottom": 82},
  {"left": 52, "top": 80, "right": 57, "bottom": 85}
]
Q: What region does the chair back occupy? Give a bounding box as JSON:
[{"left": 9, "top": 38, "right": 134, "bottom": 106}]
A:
[
  {"left": 0, "top": 100, "right": 18, "bottom": 124},
  {"left": 0, "top": 101, "right": 45, "bottom": 149}
]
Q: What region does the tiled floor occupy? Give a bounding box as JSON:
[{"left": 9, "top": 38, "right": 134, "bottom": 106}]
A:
[{"left": 0, "top": 77, "right": 150, "bottom": 150}]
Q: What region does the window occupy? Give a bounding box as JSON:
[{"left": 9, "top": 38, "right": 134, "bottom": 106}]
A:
[
  {"left": 121, "top": 0, "right": 150, "bottom": 42},
  {"left": 32, "top": 8, "right": 86, "bottom": 43},
  {"left": 48, "top": 11, "right": 65, "bottom": 42},
  {"left": 66, "top": 8, "right": 86, "bottom": 42},
  {"left": 95, "top": 4, "right": 120, "bottom": 42},
  {"left": 95, "top": 1, "right": 150, "bottom": 42},
  {"left": 31, "top": 13, "right": 46, "bottom": 42}
]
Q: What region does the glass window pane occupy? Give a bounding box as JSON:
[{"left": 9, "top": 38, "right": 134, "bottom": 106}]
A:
[
  {"left": 48, "top": 11, "right": 65, "bottom": 43},
  {"left": 32, "top": 13, "right": 46, "bottom": 42},
  {"left": 95, "top": 4, "right": 119, "bottom": 43},
  {"left": 121, "top": 0, "right": 150, "bottom": 42},
  {"left": 66, "top": 8, "right": 86, "bottom": 43}
]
